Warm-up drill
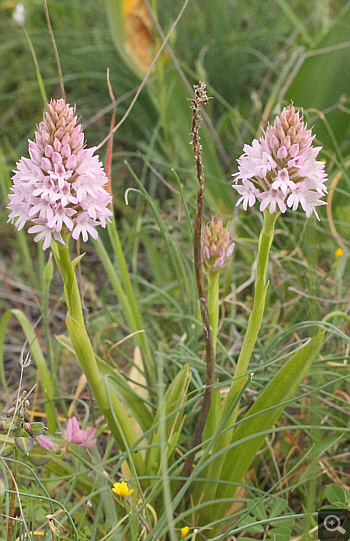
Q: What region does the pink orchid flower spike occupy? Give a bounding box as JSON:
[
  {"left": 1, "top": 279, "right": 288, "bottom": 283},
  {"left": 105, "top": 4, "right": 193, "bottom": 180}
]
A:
[
  {"left": 8, "top": 98, "right": 113, "bottom": 250},
  {"left": 232, "top": 103, "right": 328, "bottom": 219}
]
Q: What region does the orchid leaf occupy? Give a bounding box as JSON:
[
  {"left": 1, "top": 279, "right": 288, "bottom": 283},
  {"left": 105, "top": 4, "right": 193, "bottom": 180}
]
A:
[
  {"left": 285, "top": 3, "right": 350, "bottom": 151},
  {"left": 55, "top": 333, "right": 153, "bottom": 434},
  {"left": 145, "top": 364, "right": 190, "bottom": 476},
  {"left": 208, "top": 331, "right": 324, "bottom": 526}
]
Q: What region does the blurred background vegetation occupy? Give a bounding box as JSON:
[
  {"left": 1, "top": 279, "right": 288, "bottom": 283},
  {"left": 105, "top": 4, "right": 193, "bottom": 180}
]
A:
[{"left": 0, "top": 0, "right": 350, "bottom": 538}]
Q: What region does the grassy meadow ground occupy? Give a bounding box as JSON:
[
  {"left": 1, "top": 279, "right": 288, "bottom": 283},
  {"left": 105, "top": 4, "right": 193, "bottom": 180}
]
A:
[{"left": 0, "top": 0, "right": 350, "bottom": 539}]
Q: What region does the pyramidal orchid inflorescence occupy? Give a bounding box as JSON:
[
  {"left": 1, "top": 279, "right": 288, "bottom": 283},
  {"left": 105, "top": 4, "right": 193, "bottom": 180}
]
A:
[
  {"left": 8, "top": 98, "right": 113, "bottom": 250},
  {"left": 232, "top": 104, "right": 328, "bottom": 219}
]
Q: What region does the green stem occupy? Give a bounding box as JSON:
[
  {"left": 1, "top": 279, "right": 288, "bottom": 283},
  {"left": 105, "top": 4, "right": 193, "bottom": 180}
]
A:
[
  {"left": 322, "top": 311, "right": 350, "bottom": 325},
  {"left": 53, "top": 239, "right": 84, "bottom": 326},
  {"left": 207, "top": 272, "right": 220, "bottom": 356},
  {"left": 42, "top": 255, "right": 54, "bottom": 389},
  {"left": 234, "top": 210, "right": 278, "bottom": 380},
  {"left": 51, "top": 238, "right": 145, "bottom": 477},
  {"left": 221, "top": 210, "right": 278, "bottom": 420}
]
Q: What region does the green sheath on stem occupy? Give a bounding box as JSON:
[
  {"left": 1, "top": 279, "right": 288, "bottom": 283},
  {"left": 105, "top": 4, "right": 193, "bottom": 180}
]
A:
[
  {"left": 52, "top": 237, "right": 145, "bottom": 477},
  {"left": 207, "top": 272, "right": 220, "bottom": 356},
  {"left": 233, "top": 209, "right": 278, "bottom": 381}
]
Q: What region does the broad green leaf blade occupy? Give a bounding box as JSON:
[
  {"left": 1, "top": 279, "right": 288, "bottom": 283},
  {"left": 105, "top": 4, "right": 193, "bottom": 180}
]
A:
[
  {"left": 324, "top": 484, "right": 348, "bottom": 505},
  {"left": 285, "top": 3, "right": 350, "bottom": 151},
  {"left": 97, "top": 357, "right": 154, "bottom": 435},
  {"left": 210, "top": 331, "right": 324, "bottom": 525}
]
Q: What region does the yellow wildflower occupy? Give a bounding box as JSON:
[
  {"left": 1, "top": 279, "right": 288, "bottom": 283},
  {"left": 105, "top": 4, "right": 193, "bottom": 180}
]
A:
[
  {"left": 181, "top": 526, "right": 189, "bottom": 537},
  {"left": 112, "top": 481, "right": 134, "bottom": 497},
  {"left": 335, "top": 248, "right": 343, "bottom": 257}
]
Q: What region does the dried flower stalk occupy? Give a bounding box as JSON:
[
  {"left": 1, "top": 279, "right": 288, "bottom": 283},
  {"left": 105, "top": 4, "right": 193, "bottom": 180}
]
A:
[{"left": 180, "top": 82, "right": 215, "bottom": 483}]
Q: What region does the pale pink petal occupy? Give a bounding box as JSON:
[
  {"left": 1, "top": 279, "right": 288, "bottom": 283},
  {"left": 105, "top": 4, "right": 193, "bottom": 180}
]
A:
[
  {"left": 80, "top": 428, "right": 97, "bottom": 449},
  {"left": 232, "top": 104, "right": 328, "bottom": 217},
  {"left": 36, "top": 435, "right": 56, "bottom": 450}
]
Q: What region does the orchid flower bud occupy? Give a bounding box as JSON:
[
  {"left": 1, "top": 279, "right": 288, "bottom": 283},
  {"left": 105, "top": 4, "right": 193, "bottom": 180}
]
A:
[{"left": 201, "top": 216, "right": 235, "bottom": 274}]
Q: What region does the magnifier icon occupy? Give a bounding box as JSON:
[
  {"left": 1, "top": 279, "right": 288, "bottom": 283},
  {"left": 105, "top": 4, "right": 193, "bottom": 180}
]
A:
[{"left": 324, "top": 514, "right": 347, "bottom": 535}]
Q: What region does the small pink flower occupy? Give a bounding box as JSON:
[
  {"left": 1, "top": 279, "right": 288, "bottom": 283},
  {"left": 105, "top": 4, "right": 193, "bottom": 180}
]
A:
[
  {"left": 36, "top": 416, "right": 97, "bottom": 451},
  {"left": 64, "top": 417, "right": 97, "bottom": 448},
  {"left": 36, "top": 434, "right": 57, "bottom": 450},
  {"left": 8, "top": 99, "right": 113, "bottom": 249},
  {"left": 234, "top": 179, "right": 260, "bottom": 210},
  {"left": 64, "top": 416, "right": 86, "bottom": 444},
  {"left": 232, "top": 104, "right": 328, "bottom": 218},
  {"left": 80, "top": 427, "right": 98, "bottom": 449}
]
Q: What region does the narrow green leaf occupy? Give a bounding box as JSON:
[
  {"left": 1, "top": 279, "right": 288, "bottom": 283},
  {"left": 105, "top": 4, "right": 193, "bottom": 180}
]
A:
[
  {"left": 211, "top": 331, "right": 324, "bottom": 523},
  {"left": 146, "top": 364, "right": 190, "bottom": 475},
  {"left": 71, "top": 252, "right": 86, "bottom": 271},
  {"left": 202, "top": 386, "right": 222, "bottom": 444},
  {"left": 294, "top": 432, "right": 343, "bottom": 488},
  {"left": 194, "top": 376, "right": 248, "bottom": 507},
  {"left": 43, "top": 255, "right": 54, "bottom": 285},
  {"left": 55, "top": 333, "right": 153, "bottom": 434},
  {"left": 97, "top": 357, "right": 154, "bottom": 434}
]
